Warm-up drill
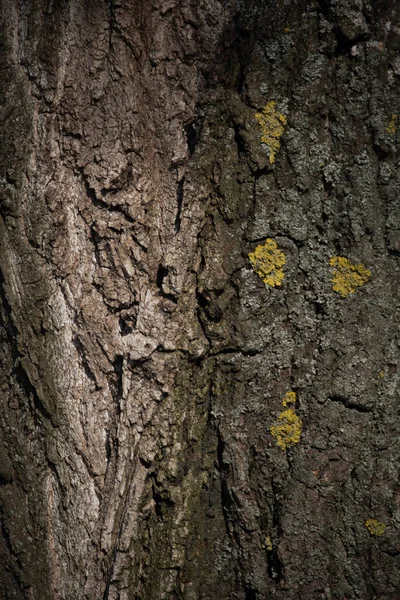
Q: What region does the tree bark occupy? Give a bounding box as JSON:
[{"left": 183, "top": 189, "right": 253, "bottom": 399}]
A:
[{"left": 0, "top": 1, "right": 399, "bottom": 599}]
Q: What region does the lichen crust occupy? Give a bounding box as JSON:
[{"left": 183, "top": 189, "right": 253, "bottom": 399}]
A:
[
  {"left": 365, "top": 518, "right": 386, "bottom": 536},
  {"left": 270, "top": 407, "right": 302, "bottom": 450},
  {"left": 282, "top": 391, "right": 296, "bottom": 407},
  {"left": 248, "top": 238, "right": 286, "bottom": 287},
  {"left": 255, "top": 100, "right": 287, "bottom": 163},
  {"left": 386, "top": 114, "right": 397, "bottom": 135},
  {"left": 329, "top": 256, "right": 371, "bottom": 297}
]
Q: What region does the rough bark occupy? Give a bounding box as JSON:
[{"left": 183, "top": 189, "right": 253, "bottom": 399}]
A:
[{"left": 0, "top": 1, "right": 399, "bottom": 599}]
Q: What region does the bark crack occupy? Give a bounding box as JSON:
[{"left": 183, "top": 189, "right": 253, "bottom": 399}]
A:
[{"left": 328, "top": 395, "right": 373, "bottom": 413}]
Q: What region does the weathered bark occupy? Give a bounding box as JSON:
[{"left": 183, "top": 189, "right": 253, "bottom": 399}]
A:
[{"left": 0, "top": 1, "right": 399, "bottom": 599}]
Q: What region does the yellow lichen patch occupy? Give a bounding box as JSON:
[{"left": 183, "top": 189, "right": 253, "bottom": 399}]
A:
[
  {"left": 270, "top": 408, "right": 302, "bottom": 450},
  {"left": 249, "top": 238, "right": 286, "bottom": 287},
  {"left": 386, "top": 114, "right": 397, "bottom": 135},
  {"left": 255, "top": 101, "right": 287, "bottom": 163},
  {"left": 365, "top": 519, "right": 386, "bottom": 536},
  {"left": 282, "top": 391, "right": 296, "bottom": 407},
  {"left": 378, "top": 370, "right": 385, "bottom": 379},
  {"left": 265, "top": 536, "right": 273, "bottom": 551},
  {"left": 329, "top": 256, "right": 371, "bottom": 297}
]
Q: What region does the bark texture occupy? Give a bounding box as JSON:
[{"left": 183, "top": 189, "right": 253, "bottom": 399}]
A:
[{"left": 0, "top": 1, "right": 399, "bottom": 599}]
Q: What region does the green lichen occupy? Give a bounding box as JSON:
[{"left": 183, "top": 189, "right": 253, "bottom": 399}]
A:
[
  {"left": 248, "top": 238, "right": 285, "bottom": 287},
  {"left": 386, "top": 114, "right": 397, "bottom": 135},
  {"left": 330, "top": 256, "right": 371, "bottom": 297},
  {"left": 365, "top": 518, "right": 386, "bottom": 536},
  {"left": 255, "top": 101, "right": 287, "bottom": 163}
]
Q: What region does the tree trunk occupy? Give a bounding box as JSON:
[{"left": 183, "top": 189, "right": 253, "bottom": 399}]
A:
[{"left": 0, "top": 1, "right": 399, "bottom": 598}]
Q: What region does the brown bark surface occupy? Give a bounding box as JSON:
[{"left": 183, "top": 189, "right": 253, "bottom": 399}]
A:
[{"left": 0, "top": 1, "right": 399, "bottom": 599}]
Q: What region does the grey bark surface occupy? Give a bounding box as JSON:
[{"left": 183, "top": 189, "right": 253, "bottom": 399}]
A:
[{"left": 0, "top": 1, "right": 399, "bottom": 599}]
